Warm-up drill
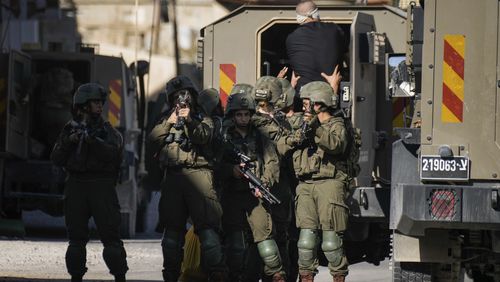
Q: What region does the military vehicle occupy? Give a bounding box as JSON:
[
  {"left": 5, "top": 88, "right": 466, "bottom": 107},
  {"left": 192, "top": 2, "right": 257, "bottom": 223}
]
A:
[
  {"left": 0, "top": 50, "right": 146, "bottom": 238},
  {"left": 0, "top": 3, "right": 147, "bottom": 238},
  {"left": 197, "top": 0, "right": 500, "bottom": 281}
]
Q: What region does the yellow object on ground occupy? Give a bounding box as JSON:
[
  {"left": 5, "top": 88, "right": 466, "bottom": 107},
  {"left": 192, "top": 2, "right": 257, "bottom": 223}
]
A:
[{"left": 180, "top": 226, "right": 207, "bottom": 282}]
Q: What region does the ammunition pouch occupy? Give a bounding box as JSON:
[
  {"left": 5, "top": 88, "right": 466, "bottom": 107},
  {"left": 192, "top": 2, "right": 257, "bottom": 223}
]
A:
[
  {"left": 293, "top": 147, "right": 345, "bottom": 180},
  {"left": 159, "top": 131, "right": 210, "bottom": 169},
  {"left": 293, "top": 148, "right": 320, "bottom": 178}
]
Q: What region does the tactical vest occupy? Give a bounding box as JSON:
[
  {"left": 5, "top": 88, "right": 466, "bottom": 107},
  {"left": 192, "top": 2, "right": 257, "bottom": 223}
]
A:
[
  {"left": 158, "top": 114, "right": 213, "bottom": 169},
  {"left": 54, "top": 118, "right": 123, "bottom": 175},
  {"left": 293, "top": 117, "right": 349, "bottom": 180}
]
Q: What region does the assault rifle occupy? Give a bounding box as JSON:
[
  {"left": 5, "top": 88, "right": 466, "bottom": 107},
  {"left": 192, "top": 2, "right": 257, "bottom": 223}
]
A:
[
  {"left": 69, "top": 120, "right": 105, "bottom": 155},
  {"left": 173, "top": 90, "right": 191, "bottom": 129},
  {"left": 297, "top": 120, "right": 311, "bottom": 145},
  {"left": 225, "top": 139, "right": 281, "bottom": 205}
]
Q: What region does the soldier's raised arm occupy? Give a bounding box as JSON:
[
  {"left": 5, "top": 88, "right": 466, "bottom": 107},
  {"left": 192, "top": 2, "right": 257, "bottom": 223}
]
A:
[
  {"left": 185, "top": 115, "right": 213, "bottom": 145},
  {"left": 315, "top": 118, "right": 347, "bottom": 155},
  {"left": 261, "top": 136, "right": 280, "bottom": 187},
  {"left": 149, "top": 114, "right": 173, "bottom": 149},
  {"left": 50, "top": 122, "right": 77, "bottom": 166}
]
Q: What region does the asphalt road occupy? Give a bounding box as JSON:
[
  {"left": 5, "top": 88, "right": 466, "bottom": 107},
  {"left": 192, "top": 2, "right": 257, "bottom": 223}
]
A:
[
  {"left": 0, "top": 192, "right": 468, "bottom": 282},
  {"left": 0, "top": 235, "right": 392, "bottom": 282},
  {"left": 0, "top": 190, "right": 393, "bottom": 282}
]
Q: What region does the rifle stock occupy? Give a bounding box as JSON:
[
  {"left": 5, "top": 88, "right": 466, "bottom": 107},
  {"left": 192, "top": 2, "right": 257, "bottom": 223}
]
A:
[{"left": 225, "top": 139, "right": 281, "bottom": 205}]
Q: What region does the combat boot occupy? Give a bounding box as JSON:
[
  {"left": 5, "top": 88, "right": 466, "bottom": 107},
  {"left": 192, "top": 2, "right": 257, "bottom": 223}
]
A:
[
  {"left": 332, "top": 274, "right": 345, "bottom": 282},
  {"left": 114, "top": 274, "right": 126, "bottom": 282},
  {"left": 272, "top": 272, "right": 286, "bottom": 282},
  {"left": 299, "top": 272, "right": 314, "bottom": 282}
]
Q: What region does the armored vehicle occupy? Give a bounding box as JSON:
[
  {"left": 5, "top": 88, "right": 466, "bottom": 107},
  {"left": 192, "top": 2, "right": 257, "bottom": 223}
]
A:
[
  {"left": 0, "top": 1, "right": 149, "bottom": 238},
  {"left": 198, "top": 0, "right": 500, "bottom": 280},
  {"left": 0, "top": 49, "right": 145, "bottom": 238}
]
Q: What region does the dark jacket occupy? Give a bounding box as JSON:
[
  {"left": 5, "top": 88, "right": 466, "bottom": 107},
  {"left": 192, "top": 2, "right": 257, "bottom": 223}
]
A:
[
  {"left": 286, "top": 21, "right": 347, "bottom": 90},
  {"left": 51, "top": 117, "right": 123, "bottom": 177}
]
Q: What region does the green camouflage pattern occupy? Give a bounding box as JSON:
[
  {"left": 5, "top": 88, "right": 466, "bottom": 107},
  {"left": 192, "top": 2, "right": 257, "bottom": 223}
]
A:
[
  {"left": 302, "top": 81, "right": 337, "bottom": 108},
  {"left": 254, "top": 76, "right": 283, "bottom": 106}
]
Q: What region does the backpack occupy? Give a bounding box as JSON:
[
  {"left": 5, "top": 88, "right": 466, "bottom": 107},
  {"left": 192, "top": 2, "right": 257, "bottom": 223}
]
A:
[{"left": 343, "top": 118, "right": 362, "bottom": 178}]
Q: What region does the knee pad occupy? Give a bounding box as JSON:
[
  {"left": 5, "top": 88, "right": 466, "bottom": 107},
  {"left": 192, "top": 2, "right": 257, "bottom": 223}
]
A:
[
  {"left": 297, "top": 229, "right": 318, "bottom": 267},
  {"left": 198, "top": 229, "right": 224, "bottom": 270},
  {"left": 321, "top": 230, "right": 343, "bottom": 267},
  {"left": 257, "top": 239, "right": 282, "bottom": 271}
]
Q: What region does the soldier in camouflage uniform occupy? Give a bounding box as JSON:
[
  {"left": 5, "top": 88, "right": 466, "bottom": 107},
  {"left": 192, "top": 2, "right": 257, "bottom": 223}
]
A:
[
  {"left": 276, "top": 77, "right": 303, "bottom": 282},
  {"left": 218, "top": 84, "right": 286, "bottom": 282},
  {"left": 197, "top": 88, "right": 225, "bottom": 198},
  {"left": 149, "top": 76, "right": 226, "bottom": 282},
  {"left": 51, "top": 83, "right": 127, "bottom": 282},
  {"left": 252, "top": 76, "right": 298, "bottom": 281},
  {"left": 294, "top": 81, "right": 350, "bottom": 282}
]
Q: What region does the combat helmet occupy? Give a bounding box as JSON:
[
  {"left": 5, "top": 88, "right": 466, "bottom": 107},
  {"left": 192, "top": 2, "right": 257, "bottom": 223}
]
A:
[
  {"left": 225, "top": 83, "right": 256, "bottom": 116},
  {"left": 73, "top": 83, "right": 108, "bottom": 107},
  {"left": 165, "top": 75, "right": 198, "bottom": 104},
  {"left": 302, "top": 81, "right": 338, "bottom": 108},
  {"left": 253, "top": 76, "right": 284, "bottom": 106},
  {"left": 197, "top": 88, "right": 220, "bottom": 115},
  {"left": 277, "top": 78, "right": 295, "bottom": 110}
]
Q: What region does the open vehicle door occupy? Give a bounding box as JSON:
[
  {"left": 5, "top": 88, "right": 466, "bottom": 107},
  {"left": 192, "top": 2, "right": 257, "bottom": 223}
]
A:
[
  {"left": 7, "top": 50, "right": 31, "bottom": 159},
  {"left": 350, "top": 12, "right": 377, "bottom": 187}
]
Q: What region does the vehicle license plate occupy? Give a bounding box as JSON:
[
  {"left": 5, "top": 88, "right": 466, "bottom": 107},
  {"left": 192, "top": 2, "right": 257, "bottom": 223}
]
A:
[{"left": 420, "top": 155, "right": 469, "bottom": 181}]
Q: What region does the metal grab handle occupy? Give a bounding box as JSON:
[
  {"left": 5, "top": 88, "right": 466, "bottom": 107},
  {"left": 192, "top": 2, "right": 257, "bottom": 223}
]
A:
[
  {"left": 492, "top": 189, "right": 499, "bottom": 210},
  {"left": 360, "top": 189, "right": 368, "bottom": 210}
]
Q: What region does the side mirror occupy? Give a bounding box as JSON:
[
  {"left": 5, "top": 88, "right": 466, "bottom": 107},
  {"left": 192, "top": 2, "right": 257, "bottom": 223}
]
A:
[
  {"left": 386, "top": 54, "right": 414, "bottom": 98},
  {"left": 129, "top": 60, "right": 150, "bottom": 78}
]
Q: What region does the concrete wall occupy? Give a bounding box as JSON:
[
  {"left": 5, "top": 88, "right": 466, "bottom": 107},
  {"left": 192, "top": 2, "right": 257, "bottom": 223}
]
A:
[{"left": 74, "top": 0, "right": 229, "bottom": 96}]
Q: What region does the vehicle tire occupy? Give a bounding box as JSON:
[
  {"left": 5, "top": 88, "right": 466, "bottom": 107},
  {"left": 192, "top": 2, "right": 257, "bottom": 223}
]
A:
[{"left": 393, "top": 262, "right": 433, "bottom": 282}]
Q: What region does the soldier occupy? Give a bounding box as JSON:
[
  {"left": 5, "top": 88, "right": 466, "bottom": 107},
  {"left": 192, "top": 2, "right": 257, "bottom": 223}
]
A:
[
  {"left": 219, "top": 84, "right": 286, "bottom": 282},
  {"left": 276, "top": 77, "right": 304, "bottom": 282},
  {"left": 252, "top": 76, "right": 294, "bottom": 281},
  {"left": 50, "top": 83, "right": 128, "bottom": 282},
  {"left": 294, "top": 81, "right": 350, "bottom": 282},
  {"left": 149, "top": 76, "right": 226, "bottom": 282},
  {"left": 197, "top": 88, "right": 225, "bottom": 198}
]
